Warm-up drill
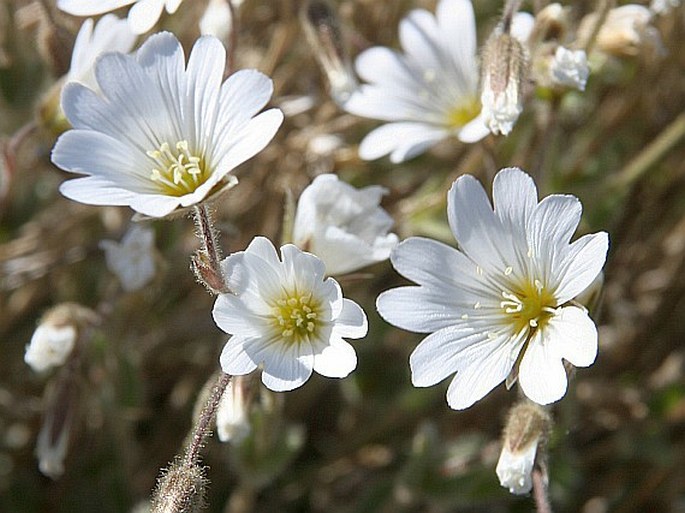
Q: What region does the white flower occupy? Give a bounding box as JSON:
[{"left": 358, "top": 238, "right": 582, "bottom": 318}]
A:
[
  {"left": 216, "top": 376, "right": 251, "bottom": 444},
  {"left": 67, "top": 15, "right": 137, "bottom": 91},
  {"left": 292, "top": 174, "right": 399, "bottom": 276},
  {"left": 25, "top": 324, "right": 76, "bottom": 373},
  {"left": 213, "top": 237, "right": 368, "bottom": 392},
  {"left": 57, "top": 0, "right": 184, "bottom": 34},
  {"left": 376, "top": 168, "right": 609, "bottom": 409},
  {"left": 550, "top": 47, "right": 589, "bottom": 91},
  {"left": 343, "top": 0, "right": 489, "bottom": 163},
  {"left": 51, "top": 32, "right": 283, "bottom": 218},
  {"left": 99, "top": 224, "right": 156, "bottom": 292},
  {"left": 496, "top": 437, "right": 538, "bottom": 494}
]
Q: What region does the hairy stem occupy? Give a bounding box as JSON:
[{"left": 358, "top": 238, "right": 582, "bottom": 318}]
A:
[
  {"left": 532, "top": 468, "right": 553, "bottom": 513},
  {"left": 194, "top": 204, "right": 223, "bottom": 274},
  {"left": 184, "top": 372, "right": 232, "bottom": 466}
]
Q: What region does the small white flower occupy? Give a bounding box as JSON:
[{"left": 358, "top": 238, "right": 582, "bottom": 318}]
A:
[
  {"left": 293, "top": 174, "right": 399, "bottom": 276},
  {"left": 57, "top": 0, "right": 184, "bottom": 34},
  {"left": 496, "top": 438, "right": 538, "bottom": 494},
  {"left": 376, "top": 168, "right": 609, "bottom": 409},
  {"left": 213, "top": 237, "right": 368, "bottom": 392},
  {"left": 199, "top": 0, "right": 233, "bottom": 43},
  {"left": 51, "top": 32, "right": 283, "bottom": 218},
  {"left": 550, "top": 46, "right": 590, "bottom": 91},
  {"left": 216, "top": 376, "right": 251, "bottom": 444},
  {"left": 25, "top": 324, "right": 76, "bottom": 373},
  {"left": 343, "top": 0, "right": 490, "bottom": 163},
  {"left": 67, "top": 15, "right": 137, "bottom": 91},
  {"left": 99, "top": 224, "right": 156, "bottom": 292}
]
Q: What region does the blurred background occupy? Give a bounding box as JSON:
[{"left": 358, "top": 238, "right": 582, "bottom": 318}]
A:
[{"left": 1, "top": 0, "right": 684, "bottom": 512}]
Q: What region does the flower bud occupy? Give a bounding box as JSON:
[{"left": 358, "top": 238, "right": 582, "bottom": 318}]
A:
[
  {"left": 579, "top": 5, "right": 662, "bottom": 58},
  {"left": 151, "top": 460, "right": 208, "bottom": 513},
  {"left": 550, "top": 46, "right": 590, "bottom": 91},
  {"left": 301, "top": 0, "right": 358, "bottom": 106},
  {"left": 496, "top": 401, "right": 551, "bottom": 495},
  {"left": 24, "top": 303, "right": 96, "bottom": 373},
  {"left": 216, "top": 375, "right": 252, "bottom": 444},
  {"left": 199, "top": 0, "right": 233, "bottom": 45},
  {"left": 480, "top": 29, "right": 529, "bottom": 135},
  {"left": 36, "top": 369, "right": 81, "bottom": 479},
  {"left": 530, "top": 3, "right": 570, "bottom": 44}
]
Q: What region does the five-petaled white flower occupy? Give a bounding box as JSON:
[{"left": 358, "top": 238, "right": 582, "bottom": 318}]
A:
[
  {"left": 51, "top": 32, "right": 283, "bottom": 218},
  {"left": 343, "top": 0, "right": 489, "bottom": 163},
  {"left": 293, "top": 174, "right": 399, "bottom": 276},
  {"left": 99, "top": 224, "right": 157, "bottom": 292},
  {"left": 67, "top": 15, "right": 137, "bottom": 91},
  {"left": 376, "top": 167, "right": 609, "bottom": 409},
  {"left": 213, "top": 237, "right": 368, "bottom": 392},
  {"left": 58, "top": 0, "right": 184, "bottom": 34}
]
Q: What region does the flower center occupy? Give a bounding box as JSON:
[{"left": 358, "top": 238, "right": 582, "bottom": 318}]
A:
[
  {"left": 147, "top": 140, "right": 208, "bottom": 196},
  {"left": 271, "top": 291, "right": 322, "bottom": 344},
  {"left": 445, "top": 97, "right": 481, "bottom": 129},
  {"left": 500, "top": 278, "right": 556, "bottom": 334}
]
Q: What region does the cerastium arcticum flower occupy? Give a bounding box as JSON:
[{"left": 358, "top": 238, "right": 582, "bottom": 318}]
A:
[
  {"left": 343, "top": 0, "right": 489, "bottom": 163},
  {"left": 377, "top": 168, "right": 609, "bottom": 409},
  {"left": 213, "top": 237, "right": 368, "bottom": 392},
  {"left": 293, "top": 174, "right": 398, "bottom": 276},
  {"left": 51, "top": 32, "right": 283, "bottom": 218}
]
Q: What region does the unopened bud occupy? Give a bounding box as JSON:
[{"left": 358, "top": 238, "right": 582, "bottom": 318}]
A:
[
  {"left": 36, "top": 368, "right": 81, "bottom": 479},
  {"left": 24, "top": 303, "right": 97, "bottom": 373},
  {"left": 530, "top": 3, "right": 570, "bottom": 44},
  {"left": 496, "top": 401, "right": 551, "bottom": 495},
  {"left": 480, "top": 29, "right": 528, "bottom": 136},
  {"left": 550, "top": 46, "right": 590, "bottom": 91},
  {"left": 191, "top": 251, "right": 228, "bottom": 294},
  {"left": 301, "top": 0, "right": 358, "bottom": 106},
  {"left": 216, "top": 375, "right": 252, "bottom": 444},
  {"left": 151, "top": 460, "right": 208, "bottom": 513},
  {"left": 37, "top": 79, "right": 71, "bottom": 138},
  {"left": 199, "top": 0, "right": 233, "bottom": 45},
  {"left": 579, "top": 5, "right": 662, "bottom": 58}
]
